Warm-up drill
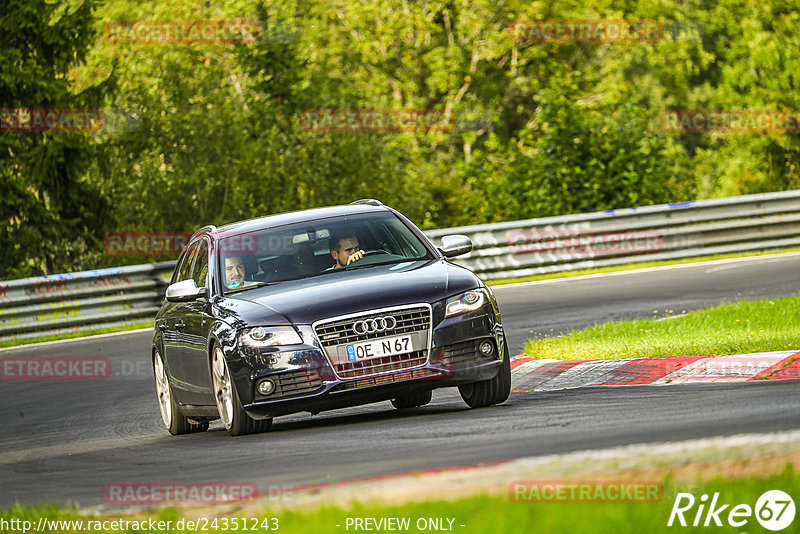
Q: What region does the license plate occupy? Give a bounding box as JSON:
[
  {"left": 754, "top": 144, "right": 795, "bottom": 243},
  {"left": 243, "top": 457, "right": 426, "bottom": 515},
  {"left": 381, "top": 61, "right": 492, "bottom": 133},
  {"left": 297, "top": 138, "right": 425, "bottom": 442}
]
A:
[{"left": 346, "top": 335, "right": 413, "bottom": 362}]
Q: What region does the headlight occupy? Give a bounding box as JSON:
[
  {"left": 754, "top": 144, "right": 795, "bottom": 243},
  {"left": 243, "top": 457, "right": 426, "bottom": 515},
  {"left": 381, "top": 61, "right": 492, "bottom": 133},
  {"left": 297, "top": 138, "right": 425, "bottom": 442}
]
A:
[
  {"left": 445, "top": 289, "right": 487, "bottom": 317},
  {"left": 240, "top": 326, "right": 302, "bottom": 349}
]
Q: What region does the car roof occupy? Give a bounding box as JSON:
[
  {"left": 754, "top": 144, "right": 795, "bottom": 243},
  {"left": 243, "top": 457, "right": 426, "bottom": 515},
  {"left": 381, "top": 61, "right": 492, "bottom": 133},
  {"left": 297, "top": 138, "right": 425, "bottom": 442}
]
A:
[{"left": 197, "top": 204, "right": 391, "bottom": 239}]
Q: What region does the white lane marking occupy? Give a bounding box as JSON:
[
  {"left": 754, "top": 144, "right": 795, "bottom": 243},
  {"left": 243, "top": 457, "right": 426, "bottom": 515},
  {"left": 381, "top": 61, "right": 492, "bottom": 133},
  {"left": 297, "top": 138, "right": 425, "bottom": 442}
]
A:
[
  {"left": 704, "top": 264, "right": 740, "bottom": 273},
  {"left": 491, "top": 251, "right": 800, "bottom": 290},
  {"left": 0, "top": 328, "right": 152, "bottom": 353},
  {"left": 655, "top": 313, "right": 686, "bottom": 321},
  {"left": 705, "top": 257, "right": 784, "bottom": 274}
]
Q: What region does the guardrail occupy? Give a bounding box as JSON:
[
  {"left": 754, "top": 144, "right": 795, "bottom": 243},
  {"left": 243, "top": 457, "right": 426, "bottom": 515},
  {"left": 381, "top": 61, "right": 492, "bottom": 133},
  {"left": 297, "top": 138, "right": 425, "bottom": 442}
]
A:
[
  {"left": 2, "top": 190, "right": 800, "bottom": 342},
  {"left": 0, "top": 263, "right": 175, "bottom": 342},
  {"left": 427, "top": 189, "right": 800, "bottom": 279}
]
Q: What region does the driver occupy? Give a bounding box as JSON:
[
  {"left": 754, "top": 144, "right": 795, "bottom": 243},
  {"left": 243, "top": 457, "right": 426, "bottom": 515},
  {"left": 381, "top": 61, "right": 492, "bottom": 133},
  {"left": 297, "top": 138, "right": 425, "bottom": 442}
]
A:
[
  {"left": 224, "top": 255, "right": 246, "bottom": 288},
  {"left": 328, "top": 231, "right": 364, "bottom": 269}
]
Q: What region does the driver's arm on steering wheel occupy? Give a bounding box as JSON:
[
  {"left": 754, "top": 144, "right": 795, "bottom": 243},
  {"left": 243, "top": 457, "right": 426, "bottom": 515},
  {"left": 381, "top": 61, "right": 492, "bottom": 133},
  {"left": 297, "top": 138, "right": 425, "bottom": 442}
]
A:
[{"left": 346, "top": 249, "right": 365, "bottom": 265}]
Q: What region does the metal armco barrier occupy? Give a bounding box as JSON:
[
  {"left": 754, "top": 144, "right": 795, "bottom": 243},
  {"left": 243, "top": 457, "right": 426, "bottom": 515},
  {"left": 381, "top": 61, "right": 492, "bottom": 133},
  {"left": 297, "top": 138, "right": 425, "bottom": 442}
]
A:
[
  {"left": 2, "top": 190, "right": 800, "bottom": 342},
  {"left": 426, "top": 189, "right": 800, "bottom": 279},
  {"left": 0, "top": 263, "right": 175, "bottom": 342}
]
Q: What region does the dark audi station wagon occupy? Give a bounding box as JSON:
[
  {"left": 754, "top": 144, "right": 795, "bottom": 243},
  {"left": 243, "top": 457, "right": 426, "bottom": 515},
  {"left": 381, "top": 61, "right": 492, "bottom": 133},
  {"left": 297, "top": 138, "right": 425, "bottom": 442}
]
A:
[{"left": 151, "top": 200, "right": 510, "bottom": 435}]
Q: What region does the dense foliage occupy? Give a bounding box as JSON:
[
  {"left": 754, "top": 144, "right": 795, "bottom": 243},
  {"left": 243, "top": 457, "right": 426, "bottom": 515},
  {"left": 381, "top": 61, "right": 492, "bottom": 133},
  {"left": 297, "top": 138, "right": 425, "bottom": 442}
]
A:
[{"left": 2, "top": 0, "right": 799, "bottom": 277}]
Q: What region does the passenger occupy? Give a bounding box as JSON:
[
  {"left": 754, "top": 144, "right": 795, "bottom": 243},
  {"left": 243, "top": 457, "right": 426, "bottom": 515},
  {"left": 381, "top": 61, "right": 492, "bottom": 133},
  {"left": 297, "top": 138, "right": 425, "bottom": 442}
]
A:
[
  {"left": 224, "top": 255, "right": 246, "bottom": 288},
  {"left": 328, "top": 231, "right": 364, "bottom": 269}
]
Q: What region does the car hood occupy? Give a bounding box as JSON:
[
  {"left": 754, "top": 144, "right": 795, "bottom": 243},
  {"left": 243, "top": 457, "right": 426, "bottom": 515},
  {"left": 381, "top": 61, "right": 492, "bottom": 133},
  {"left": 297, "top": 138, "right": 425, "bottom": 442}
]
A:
[{"left": 216, "top": 259, "right": 481, "bottom": 327}]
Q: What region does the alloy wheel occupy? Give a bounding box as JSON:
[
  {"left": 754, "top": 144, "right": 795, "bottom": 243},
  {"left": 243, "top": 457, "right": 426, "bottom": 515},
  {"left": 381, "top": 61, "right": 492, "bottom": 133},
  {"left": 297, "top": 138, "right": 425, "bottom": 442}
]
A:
[
  {"left": 212, "top": 346, "right": 234, "bottom": 428},
  {"left": 153, "top": 351, "right": 172, "bottom": 428}
]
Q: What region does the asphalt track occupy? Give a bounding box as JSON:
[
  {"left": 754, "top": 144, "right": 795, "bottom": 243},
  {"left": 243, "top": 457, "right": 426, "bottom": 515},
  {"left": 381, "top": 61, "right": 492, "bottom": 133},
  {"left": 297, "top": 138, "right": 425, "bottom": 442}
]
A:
[{"left": 1, "top": 253, "right": 799, "bottom": 509}]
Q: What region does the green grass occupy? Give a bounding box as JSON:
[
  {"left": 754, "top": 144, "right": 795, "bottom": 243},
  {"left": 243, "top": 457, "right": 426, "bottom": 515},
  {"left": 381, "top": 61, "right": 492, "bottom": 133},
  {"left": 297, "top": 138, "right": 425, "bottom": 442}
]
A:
[
  {"left": 2, "top": 468, "right": 798, "bottom": 533},
  {"left": 486, "top": 247, "right": 800, "bottom": 286},
  {"left": 524, "top": 295, "right": 800, "bottom": 360},
  {"left": 0, "top": 320, "right": 153, "bottom": 349}
]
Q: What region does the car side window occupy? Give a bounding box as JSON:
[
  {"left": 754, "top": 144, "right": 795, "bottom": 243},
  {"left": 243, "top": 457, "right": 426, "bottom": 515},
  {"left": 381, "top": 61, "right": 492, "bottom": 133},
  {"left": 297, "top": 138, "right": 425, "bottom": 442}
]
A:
[
  {"left": 171, "top": 244, "right": 191, "bottom": 284},
  {"left": 175, "top": 242, "right": 199, "bottom": 283},
  {"left": 191, "top": 240, "right": 209, "bottom": 289}
]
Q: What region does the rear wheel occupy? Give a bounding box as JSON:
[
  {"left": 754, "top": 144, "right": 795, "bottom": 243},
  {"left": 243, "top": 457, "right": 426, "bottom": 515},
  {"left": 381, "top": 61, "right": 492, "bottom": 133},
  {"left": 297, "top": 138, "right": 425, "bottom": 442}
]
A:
[
  {"left": 153, "top": 349, "right": 208, "bottom": 435},
  {"left": 391, "top": 390, "right": 432, "bottom": 409},
  {"left": 211, "top": 344, "right": 272, "bottom": 436},
  {"left": 458, "top": 341, "right": 511, "bottom": 408}
]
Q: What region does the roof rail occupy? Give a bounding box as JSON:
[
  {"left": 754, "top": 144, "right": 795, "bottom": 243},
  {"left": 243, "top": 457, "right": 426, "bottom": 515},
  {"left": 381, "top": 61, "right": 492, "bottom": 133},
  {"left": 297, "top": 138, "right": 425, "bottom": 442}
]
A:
[
  {"left": 190, "top": 225, "right": 217, "bottom": 241},
  {"left": 349, "top": 199, "right": 384, "bottom": 207}
]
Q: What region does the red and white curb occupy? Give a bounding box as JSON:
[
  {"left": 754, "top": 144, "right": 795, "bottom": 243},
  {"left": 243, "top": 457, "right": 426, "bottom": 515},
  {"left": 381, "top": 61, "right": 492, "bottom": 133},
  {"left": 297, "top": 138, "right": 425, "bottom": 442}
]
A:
[{"left": 510, "top": 351, "right": 800, "bottom": 391}]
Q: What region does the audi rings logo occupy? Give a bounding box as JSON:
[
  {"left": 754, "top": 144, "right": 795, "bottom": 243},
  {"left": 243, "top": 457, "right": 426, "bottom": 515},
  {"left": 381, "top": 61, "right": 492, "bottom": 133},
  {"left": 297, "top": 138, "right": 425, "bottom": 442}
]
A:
[{"left": 353, "top": 316, "right": 397, "bottom": 335}]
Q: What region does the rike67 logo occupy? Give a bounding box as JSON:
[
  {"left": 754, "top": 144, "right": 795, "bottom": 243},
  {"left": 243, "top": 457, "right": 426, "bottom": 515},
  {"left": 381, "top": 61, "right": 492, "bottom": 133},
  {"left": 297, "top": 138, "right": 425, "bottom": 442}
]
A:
[{"left": 668, "top": 490, "right": 795, "bottom": 531}]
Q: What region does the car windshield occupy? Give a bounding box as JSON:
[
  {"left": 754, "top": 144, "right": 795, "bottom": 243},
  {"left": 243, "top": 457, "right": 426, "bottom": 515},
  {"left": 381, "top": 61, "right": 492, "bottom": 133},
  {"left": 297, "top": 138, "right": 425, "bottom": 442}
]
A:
[{"left": 218, "top": 212, "right": 433, "bottom": 293}]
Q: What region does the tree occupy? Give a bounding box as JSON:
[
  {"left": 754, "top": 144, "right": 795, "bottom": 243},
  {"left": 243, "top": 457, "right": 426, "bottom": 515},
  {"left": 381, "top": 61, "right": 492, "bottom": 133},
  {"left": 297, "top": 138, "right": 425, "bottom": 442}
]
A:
[{"left": 0, "top": 0, "right": 109, "bottom": 277}]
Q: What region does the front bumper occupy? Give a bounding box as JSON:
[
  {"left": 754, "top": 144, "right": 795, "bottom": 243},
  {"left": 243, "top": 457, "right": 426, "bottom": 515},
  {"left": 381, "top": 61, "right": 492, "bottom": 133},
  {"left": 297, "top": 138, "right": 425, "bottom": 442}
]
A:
[{"left": 230, "top": 304, "right": 505, "bottom": 419}]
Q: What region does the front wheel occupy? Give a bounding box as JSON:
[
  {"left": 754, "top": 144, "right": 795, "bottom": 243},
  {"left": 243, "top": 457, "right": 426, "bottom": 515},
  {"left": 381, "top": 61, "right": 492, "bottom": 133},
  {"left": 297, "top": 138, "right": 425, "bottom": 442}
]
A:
[
  {"left": 458, "top": 341, "right": 511, "bottom": 408},
  {"left": 211, "top": 344, "right": 272, "bottom": 436},
  {"left": 153, "top": 349, "right": 208, "bottom": 435}
]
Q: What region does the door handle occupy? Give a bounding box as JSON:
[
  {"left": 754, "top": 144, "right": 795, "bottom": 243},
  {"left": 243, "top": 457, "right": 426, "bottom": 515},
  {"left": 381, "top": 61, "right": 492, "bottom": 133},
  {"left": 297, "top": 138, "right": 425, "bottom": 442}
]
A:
[{"left": 175, "top": 321, "right": 186, "bottom": 330}]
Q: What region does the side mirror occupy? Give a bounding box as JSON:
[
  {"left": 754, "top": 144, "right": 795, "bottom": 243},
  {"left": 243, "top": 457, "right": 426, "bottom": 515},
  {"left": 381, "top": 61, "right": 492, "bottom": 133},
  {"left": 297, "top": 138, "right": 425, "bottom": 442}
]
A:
[
  {"left": 439, "top": 235, "right": 473, "bottom": 258},
  {"left": 165, "top": 280, "right": 206, "bottom": 302}
]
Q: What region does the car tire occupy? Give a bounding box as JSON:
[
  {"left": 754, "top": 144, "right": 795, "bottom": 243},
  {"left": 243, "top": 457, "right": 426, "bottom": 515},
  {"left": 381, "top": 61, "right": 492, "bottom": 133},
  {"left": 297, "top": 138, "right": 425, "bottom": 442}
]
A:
[
  {"left": 153, "top": 349, "right": 209, "bottom": 435},
  {"left": 458, "top": 341, "right": 511, "bottom": 408},
  {"left": 211, "top": 343, "right": 272, "bottom": 436},
  {"left": 391, "top": 390, "right": 432, "bottom": 409}
]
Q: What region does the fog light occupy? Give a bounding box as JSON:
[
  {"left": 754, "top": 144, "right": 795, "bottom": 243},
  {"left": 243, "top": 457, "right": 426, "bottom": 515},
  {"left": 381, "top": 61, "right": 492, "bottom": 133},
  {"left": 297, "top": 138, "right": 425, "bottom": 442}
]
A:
[
  {"left": 257, "top": 379, "right": 276, "bottom": 396},
  {"left": 479, "top": 341, "right": 494, "bottom": 355}
]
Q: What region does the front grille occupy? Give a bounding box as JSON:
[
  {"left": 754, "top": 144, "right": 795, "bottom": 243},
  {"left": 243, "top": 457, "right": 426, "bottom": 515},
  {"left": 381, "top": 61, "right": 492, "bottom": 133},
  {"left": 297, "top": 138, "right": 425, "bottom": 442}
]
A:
[
  {"left": 314, "top": 307, "right": 429, "bottom": 347},
  {"left": 337, "top": 368, "right": 440, "bottom": 390},
  {"left": 259, "top": 369, "right": 323, "bottom": 399},
  {"left": 442, "top": 339, "right": 495, "bottom": 371},
  {"left": 335, "top": 350, "right": 428, "bottom": 379},
  {"left": 313, "top": 305, "right": 432, "bottom": 379}
]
